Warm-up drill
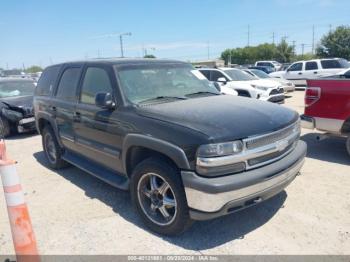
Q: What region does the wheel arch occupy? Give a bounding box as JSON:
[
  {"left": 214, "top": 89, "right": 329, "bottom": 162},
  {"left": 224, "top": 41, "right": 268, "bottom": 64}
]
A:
[
  {"left": 122, "top": 134, "right": 190, "bottom": 177},
  {"left": 36, "top": 114, "right": 64, "bottom": 148},
  {"left": 341, "top": 117, "right": 350, "bottom": 135}
]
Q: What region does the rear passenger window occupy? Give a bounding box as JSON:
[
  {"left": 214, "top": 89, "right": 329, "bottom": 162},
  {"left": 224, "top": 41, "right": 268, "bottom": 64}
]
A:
[
  {"left": 305, "top": 62, "right": 318, "bottom": 70},
  {"left": 321, "top": 60, "right": 341, "bottom": 69},
  {"left": 210, "top": 71, "right": 227, "bottom": 81},
  {"left": 80, "top": 67, "right": 113, "bottom": 104},
  {"left": 56, "top": 67, "right": 81, "bottom": 102},
  {"left": 35, "top": 66, "right": 60, "bottom": 96}
]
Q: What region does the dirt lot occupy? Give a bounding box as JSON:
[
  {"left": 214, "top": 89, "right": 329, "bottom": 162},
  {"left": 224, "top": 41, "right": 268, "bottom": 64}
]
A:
[{"left": 1, "top": 90, "right": 350, "bottom": 255}]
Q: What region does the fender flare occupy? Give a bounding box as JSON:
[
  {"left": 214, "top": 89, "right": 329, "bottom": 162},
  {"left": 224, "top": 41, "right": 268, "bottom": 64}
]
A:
[
  {"left": 122, "top": 134, "right": 191, "bottom": 173},
  {"left": 36, "top": 113, "right": 64, "bottom": 148}
]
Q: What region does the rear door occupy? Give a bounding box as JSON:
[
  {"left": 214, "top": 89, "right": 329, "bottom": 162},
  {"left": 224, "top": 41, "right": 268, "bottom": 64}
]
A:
[
  {"left": 52, "top": 64, "right": 82, "bottom": 151},
  {"left": 73, "top": 64, "right": 123, "bottom": 172},
  {"left": 304, "top": 61, "right": 319, "bottom": 78}
]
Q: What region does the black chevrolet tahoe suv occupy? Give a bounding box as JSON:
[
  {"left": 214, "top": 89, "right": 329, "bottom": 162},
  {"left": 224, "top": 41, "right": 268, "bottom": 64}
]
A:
[{"left": 34, "top": 59, "right": 307, "bottom": 235}]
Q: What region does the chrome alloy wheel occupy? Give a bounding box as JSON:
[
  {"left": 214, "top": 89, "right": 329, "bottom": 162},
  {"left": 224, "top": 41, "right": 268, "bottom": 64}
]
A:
[{"left": 137, "top": 173, "right": 177, "bottom": 226}]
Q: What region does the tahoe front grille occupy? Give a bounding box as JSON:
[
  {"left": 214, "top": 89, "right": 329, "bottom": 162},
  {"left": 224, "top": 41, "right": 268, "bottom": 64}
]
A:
[{"left": 245, "top": 122, "right": 299, "bottom": 150}]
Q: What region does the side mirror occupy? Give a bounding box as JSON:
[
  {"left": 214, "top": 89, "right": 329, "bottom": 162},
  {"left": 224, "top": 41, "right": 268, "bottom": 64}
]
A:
[
  {"left": 217, "top": 77, "right": 227, "bottom": 84},
  {"left": 95, "top": 92, "right": 116, "bottom": 110},
  {"left": 213, "top": 82, "right": 221, "bottom": 92}
]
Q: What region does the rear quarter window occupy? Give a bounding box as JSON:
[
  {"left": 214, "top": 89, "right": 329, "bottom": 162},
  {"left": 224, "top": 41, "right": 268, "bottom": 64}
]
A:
[
  {"left": 321, "top": 60, "right": 341, "bottom": 69},
  {"left": 35, "top": 65, "right": 60, "bottom": 96}
]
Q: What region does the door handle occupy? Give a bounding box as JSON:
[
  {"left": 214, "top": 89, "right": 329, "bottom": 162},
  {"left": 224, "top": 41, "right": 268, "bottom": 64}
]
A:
[
  {"left": 298, "top": 72, "right": 302, "bottom": 75},
  {"left": 73, "top": 112, "right": 81, "bottom": 122},
  {"left": 314, "top": 71, "right": 318, "bottom": 74},
  {"left": 50, "top": 106, "right": 56, "bottom": 111}
]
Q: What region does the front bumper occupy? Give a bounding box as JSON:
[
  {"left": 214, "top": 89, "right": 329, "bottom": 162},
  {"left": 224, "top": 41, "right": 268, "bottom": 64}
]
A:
[
  {"left": 17, "top": 117, "right": 36, "bottom": 133},
  {"left": 181, "top": 140, "right": 307, "bottom": 220}
]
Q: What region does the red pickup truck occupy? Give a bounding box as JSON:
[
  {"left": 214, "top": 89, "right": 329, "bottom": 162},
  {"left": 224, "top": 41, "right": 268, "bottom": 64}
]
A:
[{"left": 301, "top": 79, "right": 350, "bottom": 156}]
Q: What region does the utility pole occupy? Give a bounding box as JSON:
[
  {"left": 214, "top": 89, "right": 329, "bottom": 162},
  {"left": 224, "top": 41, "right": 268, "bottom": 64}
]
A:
[
  {"left": 272, "top": 32, "right": 275, "bottom": 45},
  {"left": 119, "top": 32, "right": 132, "bottom": 58},
  {"left": 97, "top": 49, "right": 101, "bottom": 58},
  {"left": 312, "top": 25, "right": 315, "bottom": 55},
  {"left": 247, "top": 25, "right": 250, "bottom": 47},
  {"left": 292, "top": 40, "right": 296, "bottom": 56},
  {"left": 329, "top": 24, "right": 332, "bottom": 33},
  {"left": 207, "top": 41, "right": 210, "bottom": 60},
  {"left": 301, "top": 43, "right": 306, "bottom": 56}
]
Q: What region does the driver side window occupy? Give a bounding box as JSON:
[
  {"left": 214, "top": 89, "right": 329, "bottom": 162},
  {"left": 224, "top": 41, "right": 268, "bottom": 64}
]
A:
[
  {"left": 288, "top": 63, "right": 303, "bottom": 72},
  {"left": 80, "top": 67, "right": 113, "bottom": 105}
]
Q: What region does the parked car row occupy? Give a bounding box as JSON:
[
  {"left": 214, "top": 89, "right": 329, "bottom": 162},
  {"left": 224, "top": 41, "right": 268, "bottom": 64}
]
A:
[{"left": 198, "top": 67, "right": 285, "bottom": 103}]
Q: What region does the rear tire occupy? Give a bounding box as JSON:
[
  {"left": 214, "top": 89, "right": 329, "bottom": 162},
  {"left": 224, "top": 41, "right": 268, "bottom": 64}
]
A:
[
  {"left": 130, "top": 158, "right": 192, "bottom": 236},
  {"left": 346, "top": 136, "right": 350, "bottom": 157},
  {"left": 42, "top": 125, "right": 68, "bottom": 169},
  {"left": 0, "top": 116, "right": 11, "bottom": 138}
]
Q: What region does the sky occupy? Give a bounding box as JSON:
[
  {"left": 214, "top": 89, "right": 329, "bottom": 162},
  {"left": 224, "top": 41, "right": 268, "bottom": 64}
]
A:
[{"left": 0, "top": 0, "right": 349, "bottom": 69}]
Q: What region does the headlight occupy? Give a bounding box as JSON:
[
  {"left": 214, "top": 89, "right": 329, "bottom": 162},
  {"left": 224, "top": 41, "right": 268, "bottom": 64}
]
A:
[
  {"left": 197, "top": 140, "right": 243, "bottom": 158},
  {"left": 251, "top": 84, "right": 269, "bottom": 91}
]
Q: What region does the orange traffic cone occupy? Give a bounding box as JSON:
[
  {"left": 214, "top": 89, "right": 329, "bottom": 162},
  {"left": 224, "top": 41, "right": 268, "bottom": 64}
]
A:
[{"left": 0, "top": 139, "right": 40, "bottom": 262}]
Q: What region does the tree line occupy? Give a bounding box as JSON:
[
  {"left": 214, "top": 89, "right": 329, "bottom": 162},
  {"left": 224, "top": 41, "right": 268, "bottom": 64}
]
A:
[{"left": 221, "top": 26, "right": 350, "bottom": 65}]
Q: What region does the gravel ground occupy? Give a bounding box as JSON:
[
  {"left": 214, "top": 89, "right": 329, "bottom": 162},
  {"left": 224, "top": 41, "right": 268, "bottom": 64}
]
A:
[{"left": 0, "top": 90, "right": 349, "bottom": 255}]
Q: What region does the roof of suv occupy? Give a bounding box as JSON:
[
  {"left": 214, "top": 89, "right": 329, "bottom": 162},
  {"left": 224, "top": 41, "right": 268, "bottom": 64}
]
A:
[{"left": 48, "top": 58, "right": 187, "bottom": 67}]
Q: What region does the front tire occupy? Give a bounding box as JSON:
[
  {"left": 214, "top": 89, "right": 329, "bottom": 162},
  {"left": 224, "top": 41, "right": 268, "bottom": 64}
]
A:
[
  {"left": 42, "top": 126, "right": 68, "bottom": 169},
  {"left": 130, "top": 158, "right": 192, "bottom": 236},
  {"left": 346, "top": 136, "right": 350, "bottom": 157}
]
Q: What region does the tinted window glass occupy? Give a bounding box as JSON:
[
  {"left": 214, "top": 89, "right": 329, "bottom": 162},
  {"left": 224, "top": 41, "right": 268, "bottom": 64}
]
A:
[
  {"left": 257, "top": 62, "right": 271, "bottom": 67},
  {"left": 321, "top": 60, "right": 341, "bottom": 69},
  {"left": 199, "top": 70, "right": 210, "bottom": 80},
  {"left": 289, "top": 63, "right": 303, "bottom": 71},
  {"left": 56, "top": 67, "right": 81, "bottom": 101},
  {"left": 35, "top": 66, "right": 60, "bottom": 96},
  {"left": 210, "top": 70, "right": 226, "bottom": 81},
  {"left": 305, "top": 62, "right": 318, "bottom": 70},
  {"left": 80, "top": 67, "right": 113, "bottom": 104}
]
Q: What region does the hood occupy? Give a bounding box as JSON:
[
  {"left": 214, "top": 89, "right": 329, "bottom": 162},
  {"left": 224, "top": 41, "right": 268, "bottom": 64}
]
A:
[
  {"left": 136, "top": 95, "right": 298, "bottom": 142},
  {"left": 249, "top": 79, "right": 280, "bottom": 88},
  {"left": 270, "top": 77, "right": 290, "bottom": 85},
  {"left": 0, "top": 95, "right": 33, "bottom": 108}
]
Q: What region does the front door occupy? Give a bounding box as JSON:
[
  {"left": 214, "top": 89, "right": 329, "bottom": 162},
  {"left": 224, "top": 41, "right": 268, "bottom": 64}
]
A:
[{"left": 73, "top": 65, "right": 124, "bottom": 173}]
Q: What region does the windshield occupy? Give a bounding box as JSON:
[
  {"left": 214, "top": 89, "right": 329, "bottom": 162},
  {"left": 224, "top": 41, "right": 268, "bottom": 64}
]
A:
[
  {"left": 251, "top": 69, "right": 270, "bottom": 79},
  {"left": 0, "top": 81, "right": 35, "bottom": 98},
  {"left": 224, "top": 69, "right": 256, "bottom": 81},
  {"left": 116, "top": 64, "right": 219, "bottom": 104}
]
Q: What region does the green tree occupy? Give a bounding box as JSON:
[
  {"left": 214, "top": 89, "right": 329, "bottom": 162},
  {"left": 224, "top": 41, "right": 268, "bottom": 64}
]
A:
[
  {"left": 25, "top": 65, "right": 43, "bottom": 73},
  {"left": 292, "top": 53, "right": 316, "bottom": 62},
  {"left": 275, "top": 39, "right": 293, "bottom": 63},
  {"left": 144, "top": 54, "right": 156, "bottom": 58},
  {"left": 316, "top": 26, "right": 350, "bottom": 59}
]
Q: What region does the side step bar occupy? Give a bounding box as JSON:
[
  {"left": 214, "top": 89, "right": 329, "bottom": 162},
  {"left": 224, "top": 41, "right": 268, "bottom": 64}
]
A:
[{"left": 62, "top": 151, "right": 129, "bottom": 190}]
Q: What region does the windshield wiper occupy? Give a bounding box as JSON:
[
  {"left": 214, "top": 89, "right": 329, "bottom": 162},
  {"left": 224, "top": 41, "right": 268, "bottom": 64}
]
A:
[
  {"left": 185, "top": 91, "right": 220, "bottom": 97},
  {"left": 139, "top": 95, "right": 187, "bottom": 104}
]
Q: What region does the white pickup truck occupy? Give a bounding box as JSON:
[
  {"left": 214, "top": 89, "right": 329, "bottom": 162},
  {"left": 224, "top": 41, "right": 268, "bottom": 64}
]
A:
[{"left": 270, "top": 58, "right": 349, "bottom": 87}]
